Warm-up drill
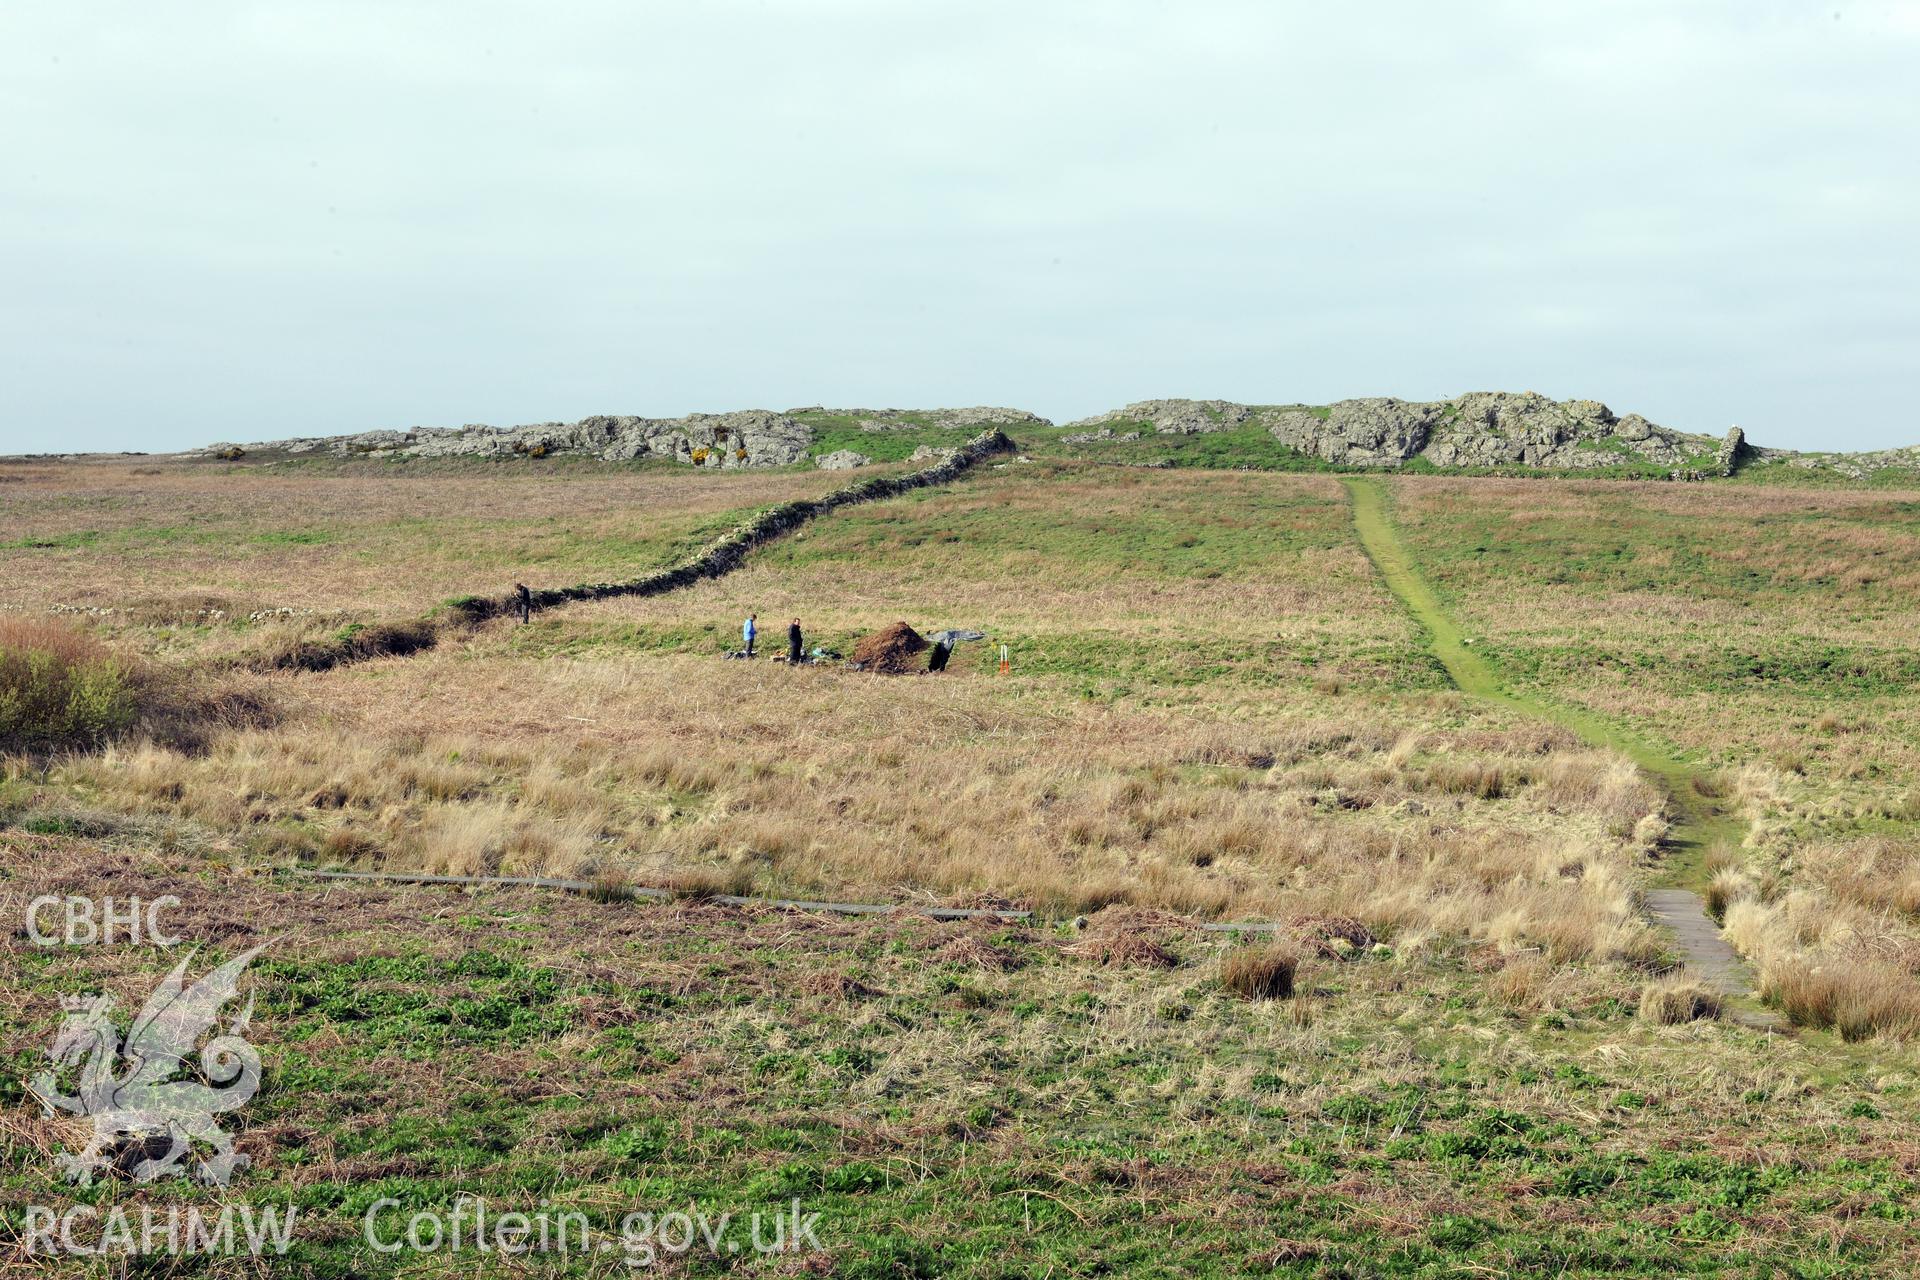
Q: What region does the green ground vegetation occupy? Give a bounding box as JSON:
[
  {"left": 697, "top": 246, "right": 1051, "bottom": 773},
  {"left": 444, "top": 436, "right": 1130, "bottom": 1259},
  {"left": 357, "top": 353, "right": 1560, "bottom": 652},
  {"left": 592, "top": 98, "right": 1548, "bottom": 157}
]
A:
[{"left": 4, "top": 819, "right": 1918, "bottom": 1277}]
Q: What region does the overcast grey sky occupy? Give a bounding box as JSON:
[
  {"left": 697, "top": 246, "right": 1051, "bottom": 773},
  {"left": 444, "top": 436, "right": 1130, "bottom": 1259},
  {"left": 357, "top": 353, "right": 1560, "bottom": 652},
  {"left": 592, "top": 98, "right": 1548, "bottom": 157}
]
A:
[{"left": 3, "top": 1, "right": 1916, "bottom": 454}]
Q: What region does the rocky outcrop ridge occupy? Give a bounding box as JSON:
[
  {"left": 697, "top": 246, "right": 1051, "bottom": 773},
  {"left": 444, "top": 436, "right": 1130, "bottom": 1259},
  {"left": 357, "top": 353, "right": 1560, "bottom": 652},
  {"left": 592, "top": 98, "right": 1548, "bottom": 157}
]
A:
[
  {"left": 185, "top": 396, "right": 1917, "bottom": 479},
  {"left": 195, "top": 405, "right": 1053, "bottom": 470},
  {"left": 199, "top": 410, "right": 817, "bottom": 469},
  {"left": 1270, "top": 399, "right": 1439, "bottom": 466},
  {"left": 1068, "top": 392, "right": 1727, "bottom": 473},
  {"left": 1764, "top": 443, "right": 1920, "bottom": 480},
  {"left": 791, "top": 406, "right": 1049, "bottom": 431},
  {"left": 1422, "top": 393, "right": 1715, "bottom": 471},
  {"left": 1067, "top": 399, "right": 1250, "bottom": 436}
]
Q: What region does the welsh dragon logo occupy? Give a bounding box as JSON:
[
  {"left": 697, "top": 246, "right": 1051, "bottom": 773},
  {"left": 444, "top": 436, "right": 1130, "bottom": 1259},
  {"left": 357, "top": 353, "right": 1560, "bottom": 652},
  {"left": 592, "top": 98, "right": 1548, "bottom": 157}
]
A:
[{"left": 31, "top": 944, "right": 267, "bottom": 1186}]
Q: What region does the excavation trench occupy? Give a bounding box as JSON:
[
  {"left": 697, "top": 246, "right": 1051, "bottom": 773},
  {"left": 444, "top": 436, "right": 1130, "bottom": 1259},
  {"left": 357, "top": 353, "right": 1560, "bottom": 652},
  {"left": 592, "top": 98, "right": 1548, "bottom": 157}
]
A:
[{"left": 1344, "top": 478, "right": 1776, "bottom": 1017}]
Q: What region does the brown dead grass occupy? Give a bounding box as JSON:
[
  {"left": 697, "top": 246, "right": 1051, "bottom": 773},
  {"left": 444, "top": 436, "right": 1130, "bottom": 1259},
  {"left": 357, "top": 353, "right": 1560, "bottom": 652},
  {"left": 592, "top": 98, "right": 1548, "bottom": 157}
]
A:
[
  {"left": 1761, "top": 960, "right": 1920, "bottom": 1041},
  {"left": 1639, "top": 978, "right": 1722, "bottom": 1025},
  {"left": 934, "top": 933, "right": 1024, "bottom": 971},
  {"left": 51, "top": 640, "right": 1676, "bottom": 967},
  {"left": 1220, "top": 944, "right": 1299, "bottom": 1000},
  {"left": 1066, "top": 931, "right": 1176, "bottom": 969}
]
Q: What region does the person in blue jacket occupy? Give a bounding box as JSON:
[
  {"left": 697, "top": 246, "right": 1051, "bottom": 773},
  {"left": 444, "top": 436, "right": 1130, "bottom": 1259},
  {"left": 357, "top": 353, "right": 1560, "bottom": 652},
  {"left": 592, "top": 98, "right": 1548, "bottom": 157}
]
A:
[{"left": 743, "top": 613, "right": 757, "bottom": 657}]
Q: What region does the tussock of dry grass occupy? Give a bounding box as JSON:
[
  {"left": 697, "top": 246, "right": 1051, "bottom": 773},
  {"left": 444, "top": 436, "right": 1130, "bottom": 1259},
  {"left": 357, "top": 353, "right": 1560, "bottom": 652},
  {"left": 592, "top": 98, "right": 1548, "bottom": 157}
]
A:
[
  {"left": 1220, "top": 944, "right": 1298, "bottom": 1000},
  {"left": 1065, "top": 907, "right": 1182, "bottom": 968},
  {"left": 1639, "top": 978, "right": 1721, "bottom": 1025},
  {"left": 1807, "top": 836, "right": 1920, "bottom": 918},
  {"left": 1424, "top": 759, "right": 1521, "bottom": 799},
  {"left": 1717, "top": 868, "right": 1920, "bottom": 1039},
  {"left": 1761, "top": 962, "right": 1920, "bottom": 1041},
  {"left": 1486, "top": 954, "right": 1555, "bottom": 1011},
  {"left": 1705, "top": 867, "right": 1756, "bottom": 922}
]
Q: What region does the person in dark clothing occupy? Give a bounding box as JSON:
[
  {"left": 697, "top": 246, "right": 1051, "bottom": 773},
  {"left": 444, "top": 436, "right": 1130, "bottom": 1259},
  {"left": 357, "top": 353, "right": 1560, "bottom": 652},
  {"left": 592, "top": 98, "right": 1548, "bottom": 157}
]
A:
[
  {"left": 514, "top": 583, "right": 531, "bottom": 624},
  {"left": 787, "top": 618, "right": 803, "bottom": 664}
]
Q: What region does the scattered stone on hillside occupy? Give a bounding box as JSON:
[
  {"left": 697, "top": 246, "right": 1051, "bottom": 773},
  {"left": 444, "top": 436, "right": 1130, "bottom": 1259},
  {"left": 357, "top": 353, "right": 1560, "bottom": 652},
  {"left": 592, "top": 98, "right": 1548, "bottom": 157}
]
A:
[
  {"left": 908, "top": 444, "right": 959, "bottom": 464},
  {"left": 815, "top": 449, "right": 873, "bottom": 470},
  {"left": 1772, "top": 442, "right": 1920, "bottom": 479},
  {"left": 1061, "top": 426, "right": 1144, "bottom": 444},
  {"left": 850, "top": 621, "right": 930, "bottom": 674}
]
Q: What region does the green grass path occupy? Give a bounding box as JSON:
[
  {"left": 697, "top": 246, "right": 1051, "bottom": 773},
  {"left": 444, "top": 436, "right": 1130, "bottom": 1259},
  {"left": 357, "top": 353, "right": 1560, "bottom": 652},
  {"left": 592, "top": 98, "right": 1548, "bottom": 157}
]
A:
[{"left": 1342, "top": 477, "right": 1745, "bottom": 889}]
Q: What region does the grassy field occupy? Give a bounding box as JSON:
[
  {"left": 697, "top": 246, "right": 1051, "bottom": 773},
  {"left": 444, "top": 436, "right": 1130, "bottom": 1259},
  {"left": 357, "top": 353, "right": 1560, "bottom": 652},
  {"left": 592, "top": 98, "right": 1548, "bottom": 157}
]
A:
[
  {"left": 0, "top": 456, "right": 866, "bottom": 627},
  {"left": 5, "top": 821, "right": 1919, "bottom": 1277},
  {"left": 1390, "top": 476, "right": 1920, "bottom": 1038},
  {"left": 5, "top": 452, "right": 1920, "bottom": 1272}
]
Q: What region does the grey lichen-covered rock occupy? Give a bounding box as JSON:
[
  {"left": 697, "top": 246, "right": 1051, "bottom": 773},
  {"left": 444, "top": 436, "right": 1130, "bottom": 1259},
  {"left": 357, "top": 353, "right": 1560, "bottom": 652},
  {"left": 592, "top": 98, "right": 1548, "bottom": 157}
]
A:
[
  {"left": 1266, "top": 398, "right": 1438, "bottom": 466},
  {"left": 191, "top": 409, "right": 817, "bottom": 469},
  {"left": 193, "top": 405, "right": 1055, "bottom": 470},
  {"left": 1069, "top": 390, "right": 1740, "bottom": 473},
  {"left": 907, "top": 444, "right": 959, "bottom": 464},
  {"left": 1425, "top": 392, "right": 1712, "bottom": 471},
  {"left": 815, "top": 449, "right": 873, "bottom": 470},
  {"left": 1717, "top": 426, "right": 1747, "bottom": 477},
  {"left": 1067, "top": 399, "right": 1251, "bottom": 436}
]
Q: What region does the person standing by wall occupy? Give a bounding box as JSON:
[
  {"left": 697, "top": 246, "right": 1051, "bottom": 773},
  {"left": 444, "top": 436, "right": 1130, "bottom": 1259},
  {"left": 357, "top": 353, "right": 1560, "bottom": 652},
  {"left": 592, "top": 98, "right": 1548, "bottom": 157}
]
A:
[
  {"left": 787, "top": 617, "right": 803, "bottom": 664},
  {"left": 743, "top": 613, "right": 757, "bottom": 657}
]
